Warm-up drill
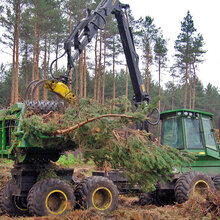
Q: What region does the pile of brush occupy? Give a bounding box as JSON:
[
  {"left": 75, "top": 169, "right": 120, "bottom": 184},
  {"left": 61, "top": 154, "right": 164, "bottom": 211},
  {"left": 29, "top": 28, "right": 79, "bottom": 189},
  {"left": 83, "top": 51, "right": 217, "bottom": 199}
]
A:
[{"left": 22, "top": 97, "right": 194, "bottom": 191}]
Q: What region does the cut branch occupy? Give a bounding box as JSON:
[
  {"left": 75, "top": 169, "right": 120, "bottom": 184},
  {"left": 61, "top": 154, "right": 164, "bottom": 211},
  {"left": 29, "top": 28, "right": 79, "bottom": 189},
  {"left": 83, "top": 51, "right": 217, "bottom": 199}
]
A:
[{"left": 56, "top": 114, "right": 135, "bottom": 135}]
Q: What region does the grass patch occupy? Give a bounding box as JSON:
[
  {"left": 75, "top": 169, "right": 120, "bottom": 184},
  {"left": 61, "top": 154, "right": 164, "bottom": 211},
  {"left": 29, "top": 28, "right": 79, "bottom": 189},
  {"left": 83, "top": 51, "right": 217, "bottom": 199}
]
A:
[
  {"left": 57, "top": 153, "right": 95, "bottom": 167},
  {"left": 0, "top": 158, "right": 13, "bottom": 165}
]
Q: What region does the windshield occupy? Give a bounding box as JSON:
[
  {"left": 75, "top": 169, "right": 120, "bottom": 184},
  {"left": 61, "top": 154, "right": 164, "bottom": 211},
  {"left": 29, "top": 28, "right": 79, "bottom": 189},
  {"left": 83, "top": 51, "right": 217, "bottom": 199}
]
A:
[
  {"left": 184, "top": 118, "right": 203, "bottom": 149},
  {"left": 202, "top": 117, "right": 217, "bottom": 150},
  {"left": 161, "top": 117, "right": 183, "bottom": 149}
]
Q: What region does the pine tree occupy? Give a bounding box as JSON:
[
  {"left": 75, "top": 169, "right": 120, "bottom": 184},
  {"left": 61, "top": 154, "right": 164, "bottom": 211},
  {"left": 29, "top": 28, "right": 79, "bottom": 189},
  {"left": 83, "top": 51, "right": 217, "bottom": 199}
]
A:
[
  {"left": 137, "top": 16, "right": 158, "bottom": 94},
  {"left": 154, "top": 34, "right": 167, "bottom": 111},
  {"left": 191, "top": 33, "right": 206, "bottom": 109},
  {"left": 174, "top": 11, "right": 196, "bottom": 109}
]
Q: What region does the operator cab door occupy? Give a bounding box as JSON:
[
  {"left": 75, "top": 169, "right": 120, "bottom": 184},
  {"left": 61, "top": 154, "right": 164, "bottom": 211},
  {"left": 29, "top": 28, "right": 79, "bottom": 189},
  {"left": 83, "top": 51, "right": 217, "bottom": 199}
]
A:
[
  {"left": 161, "top": 116, "right": 184, "bottom": 150},
  {"left": 184, "top": 117, "right": 204, "bottom": 150},
  {"left": 201, "top": 117, "right": 218, "bottom": 156}
]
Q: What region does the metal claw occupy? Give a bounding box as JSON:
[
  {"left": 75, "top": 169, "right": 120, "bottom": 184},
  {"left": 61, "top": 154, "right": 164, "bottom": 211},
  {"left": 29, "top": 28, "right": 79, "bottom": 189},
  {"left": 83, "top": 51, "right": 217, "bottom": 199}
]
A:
[
  {"left": 31, "top": 80, "right": 49, "bottom": 101},
  {"left": 24, "top": 80, "right": 39, "bottom": 101}
]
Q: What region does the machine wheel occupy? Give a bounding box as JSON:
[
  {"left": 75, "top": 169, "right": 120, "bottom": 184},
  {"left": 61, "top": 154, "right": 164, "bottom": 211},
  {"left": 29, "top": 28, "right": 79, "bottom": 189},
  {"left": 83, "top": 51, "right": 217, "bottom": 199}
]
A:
[
  {"left": 213, "top": 174, "right": 220, "bottom": 190},
  {"left": 175, "top": 171, "right": 214, "bottom": 203},
  {"left": 0, "top": 180, "right": 28, "bottom": 216},
  {"left": 75, "top": 176, "right": 118, "bottom": 213},
  {"left": 27, "top": 178, "right": 75, "bottom": 216}
]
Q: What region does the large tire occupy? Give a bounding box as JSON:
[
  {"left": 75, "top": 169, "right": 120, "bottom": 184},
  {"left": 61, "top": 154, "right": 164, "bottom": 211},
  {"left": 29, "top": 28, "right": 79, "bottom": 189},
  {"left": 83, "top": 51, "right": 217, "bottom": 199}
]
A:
[
  {"left": 213, "top": 174, "right": 220, "bottom": 190},
  {"left": 0, "top": 180, "right": 28, "bottom": 216},
  {"left": 75, "top": 176, "right": 118, "bottom": 213},
  {"left": 27, "top": 178, "right": 75, "bottom": 216},
  {"left": 175, "top": 171, "right": 214, "bottom": 203}
]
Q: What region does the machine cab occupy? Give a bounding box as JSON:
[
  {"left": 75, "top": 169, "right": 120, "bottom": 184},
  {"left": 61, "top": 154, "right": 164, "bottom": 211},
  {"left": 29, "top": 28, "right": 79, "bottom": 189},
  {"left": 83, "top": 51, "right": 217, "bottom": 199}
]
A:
[{"left": 160, "top": 109, "right": 218, "bottom": 156}]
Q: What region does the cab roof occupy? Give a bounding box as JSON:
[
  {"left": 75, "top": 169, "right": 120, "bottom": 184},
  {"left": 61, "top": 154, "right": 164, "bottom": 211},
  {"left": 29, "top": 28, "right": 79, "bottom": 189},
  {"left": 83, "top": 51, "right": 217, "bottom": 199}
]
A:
[{"left": 160, "top": 109, "right": 213, "bottom": 119}]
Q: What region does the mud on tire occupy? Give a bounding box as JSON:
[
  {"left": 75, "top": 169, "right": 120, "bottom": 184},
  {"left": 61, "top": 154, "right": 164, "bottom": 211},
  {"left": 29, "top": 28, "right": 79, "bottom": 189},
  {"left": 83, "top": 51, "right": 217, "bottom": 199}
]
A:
[
  {"left": 0, "top": 180, "right": 28, "bottom": 216},
  {"left": 27, "top": 178, "right": 75, "bottom": 216},
  {"left": 174, "top": 171, "right": 214, "bottom": 203},
  {"left": 74, "top": 176, "right": 118, "bottom": 213}
]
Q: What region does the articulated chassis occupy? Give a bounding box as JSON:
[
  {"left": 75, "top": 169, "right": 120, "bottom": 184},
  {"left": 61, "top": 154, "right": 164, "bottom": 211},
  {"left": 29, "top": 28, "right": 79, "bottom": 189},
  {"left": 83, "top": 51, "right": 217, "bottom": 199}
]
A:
[{"left": 11, "top": 162, "right": 140, "bottom": 199}]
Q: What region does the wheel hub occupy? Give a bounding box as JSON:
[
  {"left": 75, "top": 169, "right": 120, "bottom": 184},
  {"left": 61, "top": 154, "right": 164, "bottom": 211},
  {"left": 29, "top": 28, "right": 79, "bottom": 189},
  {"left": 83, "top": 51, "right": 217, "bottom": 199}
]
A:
[
  {"left": 193, "top": 180, "right": 209, "bottom": 198},
  {"left": 92, "top": 187, "right": 112, "bottom": 211},
  {"left": 45, "top": 190, "right": 68, "bottom": 215}
]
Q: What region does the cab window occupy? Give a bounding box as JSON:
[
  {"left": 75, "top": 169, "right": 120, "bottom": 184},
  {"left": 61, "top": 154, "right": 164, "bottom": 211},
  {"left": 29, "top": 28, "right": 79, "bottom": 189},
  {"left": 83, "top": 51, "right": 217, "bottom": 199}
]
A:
[
  {"left": 161, "top": 117, "right": 183, "bottom": 149},
  {"left": 184, "top": 117, "right": 203, "bottom": 149},
  {"left": 202, "top": 117, "right": 217, "bottom": 150}
]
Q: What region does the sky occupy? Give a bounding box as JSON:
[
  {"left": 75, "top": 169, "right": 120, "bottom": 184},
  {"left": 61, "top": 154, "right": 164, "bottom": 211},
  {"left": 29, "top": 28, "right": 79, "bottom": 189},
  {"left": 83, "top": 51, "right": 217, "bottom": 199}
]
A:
[
  {"left": 0, "top": 0, "right": 219, "bottom": 90},
  {"left": 120, "top": 0, "right": 220, "bottom": 90}
]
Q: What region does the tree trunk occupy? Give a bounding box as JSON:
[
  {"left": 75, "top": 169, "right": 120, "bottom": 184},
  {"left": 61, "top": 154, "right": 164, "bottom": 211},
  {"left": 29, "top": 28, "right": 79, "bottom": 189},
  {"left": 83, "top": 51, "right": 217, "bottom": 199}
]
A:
[
  {"left": 32, "top": 1, "right": 38, "bottom": 82},
  {"left": 189, "top": 65, "right": 192, "bottom": 109},
  {"left": 125, "top": 66, "right": 128, "bottom": 112},
  {"left": 146, "top": 38, "right": 150, "bottom": 94},
  {"left": 10, "top": 17, "right": 17, "bottom": 105},
  {"left": 55, "top": 38, "right": 59, "bottom": 78},
  {"left": 75, "top": 59, "right": 78, "bottom": 97},
  {"left": 83, "top": 48, "right": 87, "bottom": 98},
  {"left": 102, "top": 29, "right": 106, "bottom": 105},
  {"left": 112, "top": 38, "right": 115, "bottom": 106},
  {"left": 192, "top": 63, "right": 196, "bottom": 109},
  {"left": 43, "top": 33, "right": 47, "bottom": 101},
  {"left": 97, "top": 30, "right": 102, "bottom": 103},
  {"left": 158, "top": 58, "right": 161, "bottom": 112},
  {"left": 25, "top": 43, "right": 29, "bottom": 88},
  {"left": 14, "top": 0, "right": 21, "bottom": 103},
  {"left": 93, "top": 33, "right": 98, "bottom": 100},
  {"left": 69, "top": 4, "right": 72, "bottom": 91},
  {"left": 35, "top": 24, "right": 41, "bottom": 101},
  {"left": 184, "top": 62, "right": 188, "bottom": 109},
  {"left": 47, "top": 36, "right": 51, "bottom": 80},
  {"left": 79, "top": 53, "right": 83, "bottom": 97}
]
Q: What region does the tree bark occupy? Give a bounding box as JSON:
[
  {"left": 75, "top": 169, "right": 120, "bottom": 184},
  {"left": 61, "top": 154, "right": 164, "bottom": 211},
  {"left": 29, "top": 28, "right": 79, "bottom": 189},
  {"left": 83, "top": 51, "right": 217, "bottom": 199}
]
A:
[
  {"left": 10, "top": 14, "right": 17, "bottom": 105},
  {"left": 189, "top": 65, "right": 192, "bottom": 109},
  {"left": 112, "top": 38, "right": 116, "bottom": 106},
  {"left": 192, "top": 63, "right": 196, "bottom": 109},
  {"left": 43, "top": 33, "right": 47, "bottom": 101},
  {"left": 125, "top": 66, "right": 128, "bottom": 112},
  {"left": 93, "top": 33, "right": 98, "bottom": 100},
  {"left": 32, "top": 1, "right": 38, "bottom": 82},
  {"left": 83, "top": 48, "right": 87, "bottom": 98},
  {"left": 184, "top": 62, "right": 188, "bottom": 109},
  {"left": 55, "top": 37, "right": 59, "bottom": 78},
  {"left": 97, "top": 30, "right": 102, "bottom": 103},
  {"left": 69, "top": 4, "right": 72, "bottom": 91},
  {"left": 35, "top": 24, "right": 41, "bottom": 100},
  {"left": 14, "top": 0, "right": 21, "bottom": 103},
  {"left": 146, "top": 38, "right": 150, "bottom": 94},
  {"left": 75, "top": 59, "right": 78, "bottom": 97},
  {"left": 102, "top": 29, "right": 107, "bottom": 105},
  {"left": 24, "top": 42, "right": 29, "bottom": 88},
  {"left": 79, "top": 53, "right": 83, "bottom": 97}
]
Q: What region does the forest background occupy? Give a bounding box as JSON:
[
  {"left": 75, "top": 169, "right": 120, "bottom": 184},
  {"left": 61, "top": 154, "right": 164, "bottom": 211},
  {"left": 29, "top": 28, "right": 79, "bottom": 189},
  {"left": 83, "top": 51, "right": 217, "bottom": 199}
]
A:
[{"left": 0, "top": 0, "right": 219, "bottom": 125}]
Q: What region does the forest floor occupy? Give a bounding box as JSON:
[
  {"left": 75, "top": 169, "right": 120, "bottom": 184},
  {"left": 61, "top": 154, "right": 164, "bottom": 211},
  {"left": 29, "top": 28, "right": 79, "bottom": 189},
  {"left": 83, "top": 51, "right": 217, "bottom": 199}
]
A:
[{"left": 0, "top": 159, "right": 219, "bottom": 220}]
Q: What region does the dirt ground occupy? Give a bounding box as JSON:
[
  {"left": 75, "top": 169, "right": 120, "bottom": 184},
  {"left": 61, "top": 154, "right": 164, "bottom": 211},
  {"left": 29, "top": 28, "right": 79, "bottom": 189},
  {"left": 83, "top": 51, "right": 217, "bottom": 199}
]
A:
[{"left": 0, "top": 161, "right": 220, "bottom": 220}]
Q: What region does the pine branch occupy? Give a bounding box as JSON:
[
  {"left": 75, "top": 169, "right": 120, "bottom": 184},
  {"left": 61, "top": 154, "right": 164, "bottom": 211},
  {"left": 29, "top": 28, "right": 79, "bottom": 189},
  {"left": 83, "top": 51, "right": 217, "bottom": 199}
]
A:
[{"left": 55, "top": 114, "right": 135, "bottom": 135}]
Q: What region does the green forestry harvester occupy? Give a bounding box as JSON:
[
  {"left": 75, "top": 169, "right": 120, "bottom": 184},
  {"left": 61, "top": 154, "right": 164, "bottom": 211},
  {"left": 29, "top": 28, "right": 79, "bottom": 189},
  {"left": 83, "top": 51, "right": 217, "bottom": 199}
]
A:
[{"left": 0, "top": 0, "right": 219, "bottom": 217}]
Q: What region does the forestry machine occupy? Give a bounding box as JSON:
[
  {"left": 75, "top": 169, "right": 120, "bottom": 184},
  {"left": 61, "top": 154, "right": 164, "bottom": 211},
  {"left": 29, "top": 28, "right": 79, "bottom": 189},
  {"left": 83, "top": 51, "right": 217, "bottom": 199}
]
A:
[{"left": 0, "top": 0, "right": 159, "bottom": 217}]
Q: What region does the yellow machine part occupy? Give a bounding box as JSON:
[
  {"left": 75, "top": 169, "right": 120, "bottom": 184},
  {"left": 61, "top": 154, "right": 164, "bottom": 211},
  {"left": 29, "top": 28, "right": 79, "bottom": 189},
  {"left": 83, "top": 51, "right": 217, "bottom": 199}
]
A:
[{"left": 45, "top": 80, "right": 77, "bottom": 104}]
